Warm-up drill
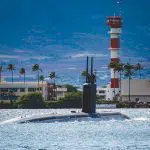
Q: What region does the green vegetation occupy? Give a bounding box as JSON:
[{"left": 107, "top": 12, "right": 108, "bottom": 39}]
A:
[
  {"left": 64, "top": 84, "right": 77, "bottom": 92},
  {"left": 7, "top": 64, "right": 16, "bottom": 83},
  {"left": 0, "top": 88, "right": 82, "bottom": 108},
  {"left": 16, "top": 93, "right": 45, "bottom": 109},
  {"left": 39, "top": 75, "right": 45, "bottom": 93},
  {"left": 32, "top": 64, "right": 42, "bottom": 89},
  {"left": 81, "top": 70, "right": 88, "bottom": 77},
  {"left": 19, "top": 68, "right": 26, "bottom": 85},
  {"left": 96, "top": 100, "right": 150, "bottom": 108},
  {"left": 108, "top": 62, "right": 144, "bottom": 101},
  {"left": 134, "top": 63, "right": 143, "bottom": 79},
  {"left": 124, "top": 63, "right": 136, "bottom": 101},
  {"left": 0, "top": 101, "right": 15, "bottom": 109},
  {"left": 0, "top": 91, "right": 150, "bottom": 108},
  {"left": 96, "top": 99, "right": 118, "bottom": 104},
  {"left": 108, "top": 62, "right": 121, "bottom": 96},
  {"left": 45, "top": 91, "right": 82, "bottom": 108},
  {"left": 49, "top": 72, "right": 56, "bottom": 83},
  {"left": 0, "top": 65, "right": 2, "bottom": 83},
  {"left": 48, "top": 72, "right": 56, "bottom": 99}
]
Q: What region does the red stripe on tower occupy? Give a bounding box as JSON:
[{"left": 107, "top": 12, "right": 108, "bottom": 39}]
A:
[
  {"left": 111, "top": 79, "right": 119, "bottom": 88},
  {"left": 111, "top": 58, "right": 120, "bottom": 63},
  {"left": 111, "top": 38, "right": 120, "bottom": 48}
]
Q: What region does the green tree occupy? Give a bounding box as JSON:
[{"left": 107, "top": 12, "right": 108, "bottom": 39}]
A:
[
  {"left": 32, "top": 64, "right": 42, "bottom": 91},
  {"left": 49, "top": 72, "right": 56, "bottom": 84},
  {"left": 45, "top": 91, "right": 82, "bottom": 108},
  {"left": 16, "top": 92, "right": 45, "bottom": 108},
  {"left": 81, "top": 70, "right": 88, "bottom": 77},
  {"left": 124, "top": 63, "right": 135, "bottom": 101},
  {"left": 115, "top": 63, "right": 124, "bottom": 93},
  {"left": 134, "top": 63, "right": 143, "bottom": 79},
  {"left": 8, "top": 89, "right": 14, "bottom": 104},
  {"left": 0, "top": 65, "right": 3, "bottom": 83},
  {"left": 19, "top": 68, "right": 26, "bottom": 85},
  {"left": 40, "top": 75, "right": 44, "bottom": 93},
  {"left": 7, "top": 64, "right": 15, "bottom": 83},
  {"left": 64, "top": 84, "right": 77, "bottom": 92},
  {"left": 108, "top": 62, "right": 119, "bottom": 97},
  {"left": 49, "top": 72, "right": 56, "bottom": 99},
  {"left": 81, "top": 70, "right": 89, "bottom": 82}
]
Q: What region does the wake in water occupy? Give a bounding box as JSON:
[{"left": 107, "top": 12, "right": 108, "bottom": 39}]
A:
[
  {"left": 0, "top": 113, "right": 129, "bottom": 124},
  {"left": 133, "top": 117, "right": 150, "bottom": 121},
  {"left": 0, "top": 117, "right": 23, "bottom": 125}
]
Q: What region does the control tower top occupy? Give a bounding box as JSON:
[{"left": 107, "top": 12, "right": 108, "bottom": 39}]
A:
[{"left": 107, "top": 16, "right": 122, "bottom": 28}]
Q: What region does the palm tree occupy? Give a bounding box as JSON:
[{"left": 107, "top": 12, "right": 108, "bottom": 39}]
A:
[
  {"left": 115, "top": 63, "right": 124, "bottom": 93},
  {"left": 94, "top": 69, "right": 97, "bottom": 83},
  {"left": 81, "top": 70, "right": 88, "bottom": 77},
  {"left": 7, "top": 64, "right": 15, "bottom": 83},
  {"left": 39, "top": 75, "right": 44, "bottom": 93},
  {"left": 32, "top": 64, "right": 42, "bottom": 91},
  {"left": 19, "top": 68, "right": 26, "bottom": 85},
  {"left": 49, "top": 72, "right": 56, "bottom": 84},
  {"left": 49, "top": 72, "right": 56, "bottom": 99},
  {"left": 124, "top": 63, "right": 135, "bottom": 101},
  {"left": 108, "top": 62, "right": 119, "bottom": 97},
  {"left": 81, "top": 70, "right": 89, "bottom": 83},
  {"left": 134, "top": 63, "right": 143, "bottom": 79},
  {"left": 0, "top": 65, "right": 3, "bottom": 83}
]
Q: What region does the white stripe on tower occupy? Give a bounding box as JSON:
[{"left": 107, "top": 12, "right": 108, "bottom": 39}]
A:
[{"left": 107, "top": 16, "right": 122, "bottom": 90}]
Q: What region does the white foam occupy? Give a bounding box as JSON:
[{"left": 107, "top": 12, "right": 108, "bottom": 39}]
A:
[
  {"left": 134, "top": 117, "right": 150, "bottom": 121},
  {"left": 0, "top": 117, "right": 24, "bottom": 125}
]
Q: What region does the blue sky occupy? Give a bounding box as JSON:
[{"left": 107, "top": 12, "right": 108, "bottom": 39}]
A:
[{"left": 0, "top": 0, "right": 150, "bottom": 86}]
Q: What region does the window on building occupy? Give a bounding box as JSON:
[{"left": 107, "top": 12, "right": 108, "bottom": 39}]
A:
[
  {"left": 135, "top": 98, "right": 139, "bottom": 102},
  {"left": 11, "top": 88, "right": 18, "bottom": 92},
  {"left": 0, "top": 88, "right": 9, "bottom": 92},
  {"left": 99, "top": 90, "right": 105, "bottom": 94},
  {"left": 28, "top": 88, "right": 36, "bottom": 92},
  {"left": 37, "top": 87, "right": 42, "bottom": 91},
  {"left": 20, "top": 88, "right": 25, "bottom": 92}
]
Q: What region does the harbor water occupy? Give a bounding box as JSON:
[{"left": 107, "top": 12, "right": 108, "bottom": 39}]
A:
[{"left": 0, "top": 109, "right": 150, "bottom": 150}]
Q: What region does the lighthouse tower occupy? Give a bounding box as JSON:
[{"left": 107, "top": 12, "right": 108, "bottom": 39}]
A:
[{"left": 107, "top": 16, "right": 122, "bottom": 100}]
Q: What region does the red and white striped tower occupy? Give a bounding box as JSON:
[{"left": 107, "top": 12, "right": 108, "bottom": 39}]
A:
[{"left": 107, "top": 16, "right": 122, "bottom": 95}]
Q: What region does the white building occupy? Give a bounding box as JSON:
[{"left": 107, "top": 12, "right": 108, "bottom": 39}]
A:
[
  {"left": 105, "top": 82, "right": 120, "bottom": 101},
  {"left": 0, "top": 81, "right": 67, "bottom": 101},
  {"left": 96, "top": 87, "right": 107, "bottom": 100},
  {"left": 121, "top": 79, "right": 150, "bottom": 103},
  {"left": 101, "top": 79, "right": 150, "bottom": 103}
]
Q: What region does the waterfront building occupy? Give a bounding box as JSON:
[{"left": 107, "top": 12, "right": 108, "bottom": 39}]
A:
[
  {"left": 0, "top": 81, "right": 67, "bottom": 101},
  {"left": 96, "top": 87, "right": 107, "bottom": 100},
  {"left": 121, "top": 79, "right": 150, "bottom": 103},
  {"left": 99, "top": 79, "right": 150, "bottom": 103}
]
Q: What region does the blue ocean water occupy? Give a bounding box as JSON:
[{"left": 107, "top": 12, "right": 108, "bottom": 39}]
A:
[
  {"left": 0, "top": 0, "right": 150, "bottom": 86},
  {"left": 0, "top": 109, "right": 150, "bottom": 150}
]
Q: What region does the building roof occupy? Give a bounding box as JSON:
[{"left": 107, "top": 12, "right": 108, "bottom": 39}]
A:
[
  {"left": 0, "top": 81, "right": 67, "bottom": 91},
  {"left": 121, "top": 79, "right": 150, "bottom": 96},
  {"left": 0, "top": 81, "right": 47, "bottom": 88}
]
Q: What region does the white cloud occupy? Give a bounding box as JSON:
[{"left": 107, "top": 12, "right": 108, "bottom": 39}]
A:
[
  {"left": 65, "top": 67, "right": 77, "bottom": 70},
  {"left": 71, "top": 52, "right": 107, "bottom": 58},
  {"left": 13, "top": 49, "right": 25, "bottom": 53},
  {"left": 0, "top": 54, "right": 51, "bottom": 61},
  {"left": 0, "top": 55, "right": 19, "bottom": 59}
]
